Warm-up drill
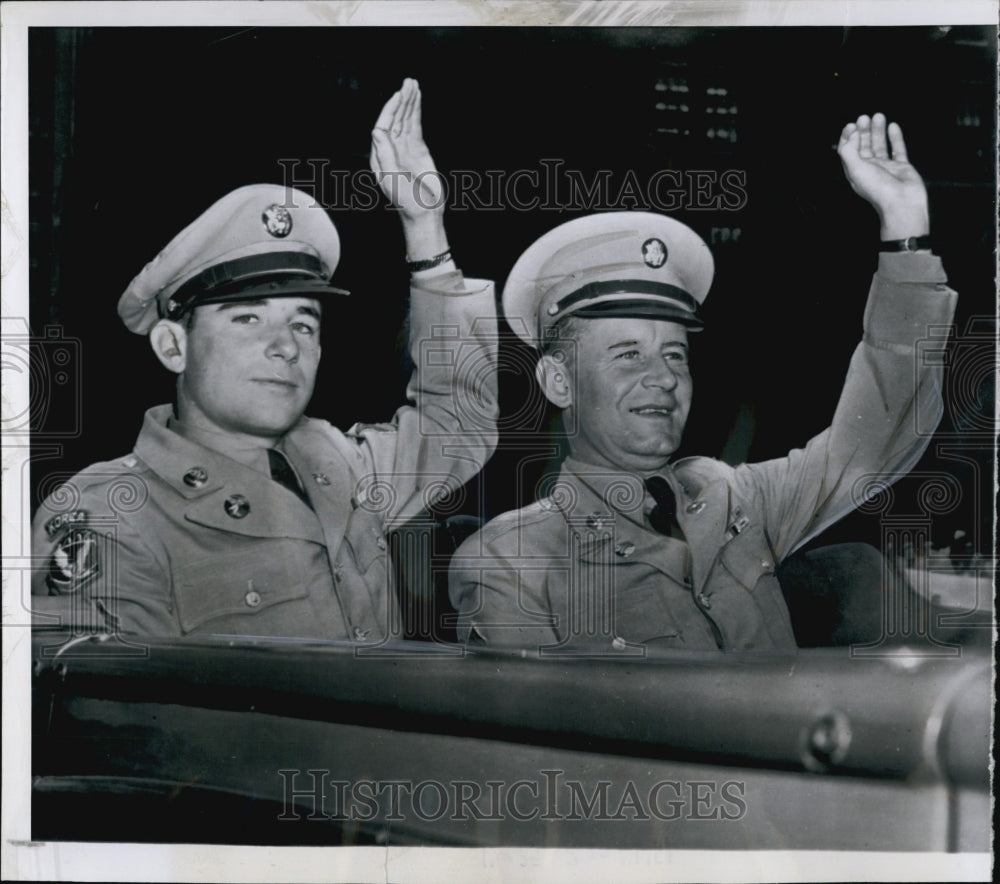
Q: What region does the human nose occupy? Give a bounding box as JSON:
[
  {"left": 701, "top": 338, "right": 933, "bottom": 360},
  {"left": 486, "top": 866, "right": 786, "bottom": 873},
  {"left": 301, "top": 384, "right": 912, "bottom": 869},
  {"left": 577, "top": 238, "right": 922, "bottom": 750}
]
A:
[
  {"left": 264, "top": 323, "right": 299, "bottom": 363},
  {"left": 642, "top": 358, "right": 678, "bottom": 391}
]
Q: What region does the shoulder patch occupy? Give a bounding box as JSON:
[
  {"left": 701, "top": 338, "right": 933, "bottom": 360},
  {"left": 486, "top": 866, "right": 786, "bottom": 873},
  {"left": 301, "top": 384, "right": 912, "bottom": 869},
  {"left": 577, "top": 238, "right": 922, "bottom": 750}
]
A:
[
  {"left": 46, "top": 528, "right": 100, "bottom": 594},
  {"left": 44, "top": 509, "right": 90, "bottom": 539}
]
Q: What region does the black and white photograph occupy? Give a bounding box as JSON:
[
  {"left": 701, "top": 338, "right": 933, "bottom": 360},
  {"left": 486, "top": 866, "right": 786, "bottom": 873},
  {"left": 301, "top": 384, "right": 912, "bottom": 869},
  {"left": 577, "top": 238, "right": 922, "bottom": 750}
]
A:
[{"left": 2, "top": 1, "right": 996, "bottom": 881}]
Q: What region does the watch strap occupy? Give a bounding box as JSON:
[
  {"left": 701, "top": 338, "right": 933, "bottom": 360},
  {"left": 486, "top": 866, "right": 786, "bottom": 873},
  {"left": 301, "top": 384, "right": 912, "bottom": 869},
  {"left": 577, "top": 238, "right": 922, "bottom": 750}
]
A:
[
  {"left": 407, "top": 249, "right": 452, "bottom": 272},
  {"left": 879, "top": 235, "right": 932, "bottom": 253}
]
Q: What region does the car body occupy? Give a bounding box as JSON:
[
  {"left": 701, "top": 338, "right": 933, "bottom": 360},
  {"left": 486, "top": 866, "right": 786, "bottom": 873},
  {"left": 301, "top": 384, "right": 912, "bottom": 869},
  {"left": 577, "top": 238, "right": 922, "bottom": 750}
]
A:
[{"left": 32, "top": 627, "right": 990, "bottom": 850}]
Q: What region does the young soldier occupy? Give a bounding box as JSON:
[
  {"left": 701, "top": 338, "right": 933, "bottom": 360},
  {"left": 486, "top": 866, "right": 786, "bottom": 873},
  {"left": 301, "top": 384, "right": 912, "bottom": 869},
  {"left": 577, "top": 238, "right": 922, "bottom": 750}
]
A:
[{"left": 34, "top": 80, "right": 498, "bottom": 641}]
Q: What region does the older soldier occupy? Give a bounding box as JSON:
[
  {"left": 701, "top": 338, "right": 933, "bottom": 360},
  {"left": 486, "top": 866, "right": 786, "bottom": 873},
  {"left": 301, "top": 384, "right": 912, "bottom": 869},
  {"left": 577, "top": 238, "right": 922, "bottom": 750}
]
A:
[
  {"left": 33, "top": 79, "right": 498, "bottom": 641},
  {"left": 450, "top": 113, "right": 956, "bottom": 652}
]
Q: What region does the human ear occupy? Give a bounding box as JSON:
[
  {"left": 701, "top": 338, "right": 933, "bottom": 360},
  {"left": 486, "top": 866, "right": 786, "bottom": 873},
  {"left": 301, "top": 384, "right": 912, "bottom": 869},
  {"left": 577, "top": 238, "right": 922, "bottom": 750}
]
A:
[
  {"left": 535, "top": 353, "right": 573, "bottom": 409},
  {"left": 149, "top": 319, "right": 187, "bottom": 374}
]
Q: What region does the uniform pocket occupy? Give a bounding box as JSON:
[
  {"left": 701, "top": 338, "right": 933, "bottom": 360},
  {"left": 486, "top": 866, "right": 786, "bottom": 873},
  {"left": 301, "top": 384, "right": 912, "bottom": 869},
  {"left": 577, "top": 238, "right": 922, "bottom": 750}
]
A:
[
  {"left": 173, "top": 543, "right": 309, "bottom": 634},
  {"left": 613, "top": 583, "right": 680, "bottom": 642}
]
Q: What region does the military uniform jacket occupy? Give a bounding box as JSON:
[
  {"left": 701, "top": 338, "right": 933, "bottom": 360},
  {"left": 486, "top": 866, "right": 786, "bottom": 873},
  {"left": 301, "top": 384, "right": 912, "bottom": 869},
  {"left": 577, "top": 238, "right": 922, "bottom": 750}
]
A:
[
  {"left": 450, "top": 253, "right": 957, "bottom": 652},
  {"left": 33, "top": 272, "right": 498, "bottom": 641}
]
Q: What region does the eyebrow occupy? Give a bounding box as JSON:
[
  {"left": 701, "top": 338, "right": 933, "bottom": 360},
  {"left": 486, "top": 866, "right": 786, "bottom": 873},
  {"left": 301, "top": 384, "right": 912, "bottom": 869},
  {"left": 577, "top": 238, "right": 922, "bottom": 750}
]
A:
[
  {"left": 606, "top": 339, "right": 688, "bottom": 351},
  {"left": 296, "top": 305, "right": 322, "bottom": 321}
]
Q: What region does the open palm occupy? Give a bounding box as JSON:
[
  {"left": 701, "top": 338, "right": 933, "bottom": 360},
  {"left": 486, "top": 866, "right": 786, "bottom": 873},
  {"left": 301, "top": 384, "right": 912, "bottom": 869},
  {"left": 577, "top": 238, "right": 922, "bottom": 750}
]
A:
[
  {"left": 370, "top": 78, "right": 445, "bottom": 222},
  {"left": 837, "top": 113, "right": 929, "bottom": 239}
]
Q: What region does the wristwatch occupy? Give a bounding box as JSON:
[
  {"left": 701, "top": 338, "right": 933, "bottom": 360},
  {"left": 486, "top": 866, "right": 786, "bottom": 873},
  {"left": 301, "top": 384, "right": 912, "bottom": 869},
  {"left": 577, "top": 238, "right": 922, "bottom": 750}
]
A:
[{"left": 879, "top": 235, "right": 932, "bottom": 252}]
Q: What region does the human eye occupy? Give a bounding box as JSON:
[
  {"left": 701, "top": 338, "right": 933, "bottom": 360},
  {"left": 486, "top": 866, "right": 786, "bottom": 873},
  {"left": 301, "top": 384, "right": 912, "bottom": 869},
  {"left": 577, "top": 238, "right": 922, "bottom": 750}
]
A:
[
  {"left": 614, "top": 348, "right": 641, "bottom": 361},
  {"left": 230, "top": 312, "right": 260, "bottom": 325},
  {"left": 664, "top": 347, "right": 689, "bottom": 365},
  {"left": 291, "top": 320, "right": 318, "bottom": 337}
]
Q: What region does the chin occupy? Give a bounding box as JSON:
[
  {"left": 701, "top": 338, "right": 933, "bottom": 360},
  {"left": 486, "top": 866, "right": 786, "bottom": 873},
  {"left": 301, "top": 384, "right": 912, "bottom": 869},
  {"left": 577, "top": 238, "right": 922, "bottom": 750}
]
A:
[{"left": 246, "top": 412, "right": 304, "bottom": 436}]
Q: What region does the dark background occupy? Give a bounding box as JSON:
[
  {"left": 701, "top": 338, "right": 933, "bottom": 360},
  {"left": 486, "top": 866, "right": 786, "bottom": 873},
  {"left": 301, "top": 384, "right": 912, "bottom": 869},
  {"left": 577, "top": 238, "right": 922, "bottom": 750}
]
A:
[{"left": 28, "top": 25, "right": 997, "bottom": 556}]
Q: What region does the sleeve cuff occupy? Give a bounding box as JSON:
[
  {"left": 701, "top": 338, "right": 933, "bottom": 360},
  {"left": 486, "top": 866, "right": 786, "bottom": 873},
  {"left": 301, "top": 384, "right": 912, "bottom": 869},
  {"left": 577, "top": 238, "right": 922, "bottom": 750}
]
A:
[
  {"left": 864, "top": 254, "right": 957, "bottom": 349},
  {"left": 411, "top": 269, "right": 495, "bottom": 296},
  {"left": 877, "top": 251, "right": 949, "bottom": 284}
]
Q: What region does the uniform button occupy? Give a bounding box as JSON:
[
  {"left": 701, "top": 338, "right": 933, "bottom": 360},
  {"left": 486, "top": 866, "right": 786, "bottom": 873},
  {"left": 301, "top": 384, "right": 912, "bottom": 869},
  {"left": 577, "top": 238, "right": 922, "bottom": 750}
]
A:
[
  {"left": 615, "top": 541, "right": 635, "bottom": 558},
  {"left": 224, "top": 494, "right": 250, "bottom": 518},
  {"left": 245, "top": 590, "right": 262, "bottom": 608},
  {"left": 353, "top": 626, "right": 370, "bottom": 641},
  {"left": 184, "top": 466, "right": 209, "bottom": 488},
  {"left": 313, "top": 472, "right": 331, "bottom": 486},
  {"left": 697, "top": 592, "right": 712, "bottom": 609},
  {"left": 376, "top": 537, "right": 387, "bottom": 551},
  {"left": 760, "top": 559, "right": 773, "bottom": 571},
  {"left": 686, "top": 500, "right": 706, "bottom": 514},
  {"left": 611, "top": 636, "right": 627, "bottom": 651}
]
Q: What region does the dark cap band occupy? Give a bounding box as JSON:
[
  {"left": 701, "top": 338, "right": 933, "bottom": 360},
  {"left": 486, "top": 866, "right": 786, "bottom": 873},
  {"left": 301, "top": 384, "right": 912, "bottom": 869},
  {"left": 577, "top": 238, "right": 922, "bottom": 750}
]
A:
[
  {"left": 165, "top": 251, "right": 348, "bottom": 319},
  {"left": 547, "top": 279, "right": 701, "bottom": 320},
  {"left": 570, "top": 297, "right": 704, "bottom": 330}
]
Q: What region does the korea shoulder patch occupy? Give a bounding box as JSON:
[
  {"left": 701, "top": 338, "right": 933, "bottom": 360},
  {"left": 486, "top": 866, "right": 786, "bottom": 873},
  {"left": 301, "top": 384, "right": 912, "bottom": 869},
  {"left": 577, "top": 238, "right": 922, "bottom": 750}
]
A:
[
  {"left": 47, "top": 528, "right": 100, "bottom": 594},
  {"left": 44, "top": 509, "right": 89, "bottom": 539}
]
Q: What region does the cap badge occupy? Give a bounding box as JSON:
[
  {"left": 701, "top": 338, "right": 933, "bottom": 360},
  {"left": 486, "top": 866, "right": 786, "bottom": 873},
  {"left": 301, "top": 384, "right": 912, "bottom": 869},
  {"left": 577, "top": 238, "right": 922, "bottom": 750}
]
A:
[
  {"left": 642, "top": 238, "right": 668, "bottom": 268},
  {"left": 262, "top": 204, "right": 293, "bottom": 238}
]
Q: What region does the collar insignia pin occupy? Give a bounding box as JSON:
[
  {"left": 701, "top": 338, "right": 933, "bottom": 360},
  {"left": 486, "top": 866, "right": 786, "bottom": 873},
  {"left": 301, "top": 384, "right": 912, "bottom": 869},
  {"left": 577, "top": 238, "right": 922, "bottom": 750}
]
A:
[{"left": 224, "top": 494, "right": 251, "bottom": 519}]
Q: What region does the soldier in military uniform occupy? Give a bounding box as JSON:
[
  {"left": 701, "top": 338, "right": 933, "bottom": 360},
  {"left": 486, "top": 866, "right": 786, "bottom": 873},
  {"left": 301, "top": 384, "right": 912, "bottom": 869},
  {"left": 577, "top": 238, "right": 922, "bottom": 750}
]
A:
[
  {"left": 33, "top": 79, "right": 498, "bottom": 642},
  {"left": 450, "top": 113, "right": 957, "bottom": 652}
]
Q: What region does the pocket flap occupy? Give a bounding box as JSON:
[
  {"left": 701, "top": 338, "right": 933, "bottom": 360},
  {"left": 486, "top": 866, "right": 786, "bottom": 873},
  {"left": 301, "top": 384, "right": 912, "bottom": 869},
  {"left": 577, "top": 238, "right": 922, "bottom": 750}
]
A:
[
  {"left": 174, "top": 544, "right": 309, "bottom": 634},
  {"left": 613, "top": 585, "right": 680, "bottom": 642}
]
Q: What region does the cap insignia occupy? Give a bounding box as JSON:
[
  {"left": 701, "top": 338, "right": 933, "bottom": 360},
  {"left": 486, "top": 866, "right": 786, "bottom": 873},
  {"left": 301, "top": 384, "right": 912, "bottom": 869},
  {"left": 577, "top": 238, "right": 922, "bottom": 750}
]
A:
[
  {"left": 262, "top": 204, "right": 293, "bottom": 238},
  {"left": 642, "top": 238, "right": 668, "bottom": 268}
]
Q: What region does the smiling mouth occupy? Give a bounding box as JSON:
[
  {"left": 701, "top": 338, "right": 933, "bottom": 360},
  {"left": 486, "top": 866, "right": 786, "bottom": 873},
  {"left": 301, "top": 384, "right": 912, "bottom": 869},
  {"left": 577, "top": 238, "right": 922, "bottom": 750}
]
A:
[{"left": 630, "top": 406, "right": 674, "bottom": 416}]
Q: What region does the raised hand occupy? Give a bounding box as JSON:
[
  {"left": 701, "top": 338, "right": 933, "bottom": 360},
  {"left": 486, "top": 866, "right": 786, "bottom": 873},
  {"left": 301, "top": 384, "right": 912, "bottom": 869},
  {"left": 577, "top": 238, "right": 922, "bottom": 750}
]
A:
[
  {"left": 371, "top": 79, "right": 448, "bottom": 260},
  {"left": 837, "top": 113, "right": 929, "bottom": 240}
]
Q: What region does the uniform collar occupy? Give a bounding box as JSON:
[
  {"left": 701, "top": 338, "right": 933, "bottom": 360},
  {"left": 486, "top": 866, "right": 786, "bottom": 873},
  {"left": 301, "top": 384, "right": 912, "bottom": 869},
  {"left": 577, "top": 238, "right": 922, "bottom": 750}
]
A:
[
  {"left": 167, "top": 413, "right": 273, "bottom": 475},
  {"left": 134, "top": 405, "right": 269, "bottom": 498},
  {"left": 556, "top": 456, "right": 741, "bottom": 593},
  {"left": 559, "top": 456, "right": 689, "bottom": 526},
  {"left": 134, "top": 405, "right": 326, "bottom": 544}
]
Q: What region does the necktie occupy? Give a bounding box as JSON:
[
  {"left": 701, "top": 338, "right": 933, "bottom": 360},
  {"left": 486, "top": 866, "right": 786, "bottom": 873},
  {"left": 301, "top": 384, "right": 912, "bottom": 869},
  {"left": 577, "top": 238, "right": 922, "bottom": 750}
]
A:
[
  {"left": 268, "top": 449, "right": 312, "bottom": 509},
  {"left": 645, "top": 475, "right": 676, "bottom": 536}
]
